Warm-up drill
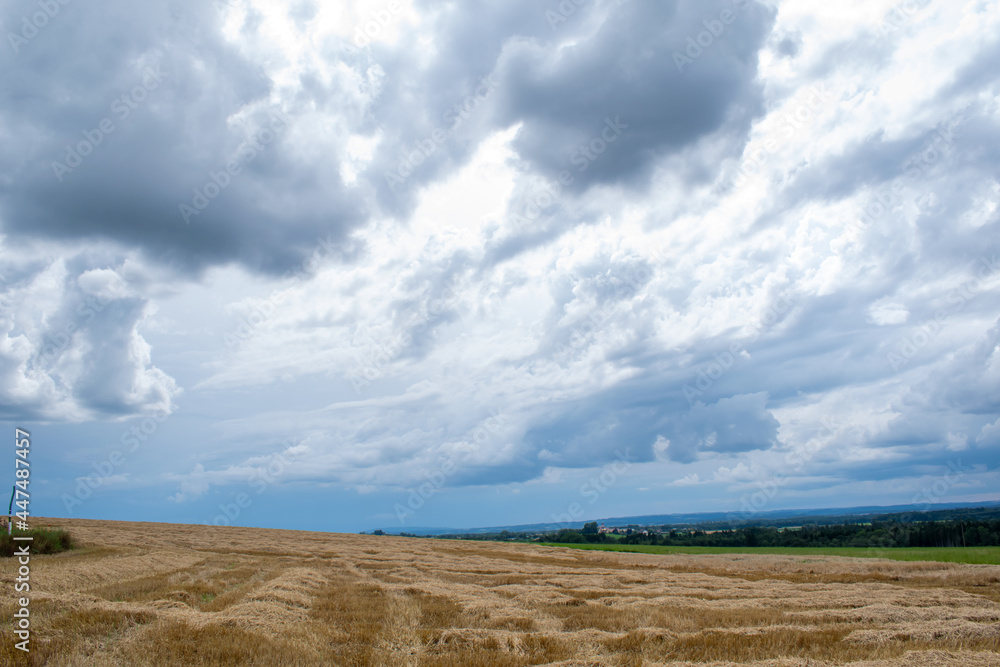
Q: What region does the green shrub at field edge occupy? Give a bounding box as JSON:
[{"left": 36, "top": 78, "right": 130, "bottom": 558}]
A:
[{"left": 1, "top": 527, "right": 74, "bottom": 556}]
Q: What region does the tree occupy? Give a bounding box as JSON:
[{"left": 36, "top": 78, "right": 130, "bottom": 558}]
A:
[
  {"left": 582, "top": 522, "right": 599, "bottom": 535},
  {"left": 556, "top": 529, "right": 585, "bottom": 543}
]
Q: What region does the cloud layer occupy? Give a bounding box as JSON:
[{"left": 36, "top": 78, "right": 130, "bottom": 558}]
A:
[{"left": 1, "top": 0, "right": 998, "bottom": 529}]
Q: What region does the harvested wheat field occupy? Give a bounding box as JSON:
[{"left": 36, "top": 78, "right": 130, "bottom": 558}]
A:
[{"left": 2, "top": 518, "right": 999, "bottom": 666}]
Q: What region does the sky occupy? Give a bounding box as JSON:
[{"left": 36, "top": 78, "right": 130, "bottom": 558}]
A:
[{"left": 1, "top": 0, "right": 998, "bottom": 533}]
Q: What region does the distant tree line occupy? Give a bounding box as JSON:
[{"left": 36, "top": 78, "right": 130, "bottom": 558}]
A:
[
  {"left": 540, "top": 520, "right": 1000, "bottom": 548},
  {"left": 367, "top": 507, "right": 1000, "bottom": 546},
  {"left": 690, "top": 506, "right": 1000, "bottom": 532}
]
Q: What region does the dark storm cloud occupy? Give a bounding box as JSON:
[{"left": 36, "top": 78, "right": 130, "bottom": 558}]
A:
[
  {"left": 364, "top": 0, "right": 775, "bottom": 219},
  {"left": 659, "top": 392, "right": 780, "bottom": 463},
  {"left": 521, "top": 396, "right": 662, "bottom": 468},
  {"left": 360, "top": 0, "right": 551, "bottom": 216},
  {"left": 519, "top": 359, "right": 782, "bottom": 469},
  {"left": 0, "top": 0, "right": 780, "bottom": 275},
  {"left": 0, "top": 0, "right": 366, "bottom": 275},
  {"left": 494, "top": 0, "right": 776, "bottom": 193}
]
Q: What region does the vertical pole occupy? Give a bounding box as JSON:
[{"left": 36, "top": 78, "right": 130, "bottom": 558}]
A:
[{"left": 7, "top": 485, "right": 14, "bottom": 536}]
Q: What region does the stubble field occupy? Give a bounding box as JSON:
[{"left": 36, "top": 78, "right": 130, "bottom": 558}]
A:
[{"left": 2, "top": 518, "right": 999, "bottom": 666}]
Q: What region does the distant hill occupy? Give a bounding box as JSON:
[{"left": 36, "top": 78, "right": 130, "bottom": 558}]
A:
[{"left": 377, "top": 500, "right": 1000, "bottom": 536}]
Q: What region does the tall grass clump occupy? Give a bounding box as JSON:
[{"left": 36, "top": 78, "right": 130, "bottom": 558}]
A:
[{"left": 0, "top": 526, "right": 74, "bottom": 556}]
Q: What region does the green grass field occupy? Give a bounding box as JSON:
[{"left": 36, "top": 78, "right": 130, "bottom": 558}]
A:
[{"left": 536, "top": 542, "right": 1000, "bottom": 565}]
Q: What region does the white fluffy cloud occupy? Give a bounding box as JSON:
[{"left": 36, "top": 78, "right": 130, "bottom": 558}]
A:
[{"left": 0, "top": 249, "right": 179, "bottom": 421}]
